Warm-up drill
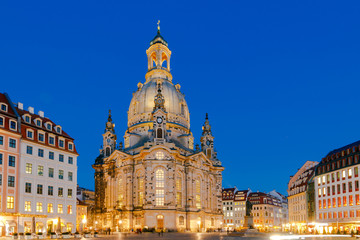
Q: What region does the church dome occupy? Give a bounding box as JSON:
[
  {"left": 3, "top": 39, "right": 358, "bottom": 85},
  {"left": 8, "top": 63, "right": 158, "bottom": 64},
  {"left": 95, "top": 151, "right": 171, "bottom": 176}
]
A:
[{"left": 128, "top": 78, "right": 190, "bottom": 129}]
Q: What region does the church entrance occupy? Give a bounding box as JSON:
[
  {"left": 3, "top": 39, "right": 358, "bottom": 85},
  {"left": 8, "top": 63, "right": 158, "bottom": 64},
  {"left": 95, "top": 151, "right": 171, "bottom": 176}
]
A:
[{"left": 157, "top": 215, "right": 164, "bottom": 230}]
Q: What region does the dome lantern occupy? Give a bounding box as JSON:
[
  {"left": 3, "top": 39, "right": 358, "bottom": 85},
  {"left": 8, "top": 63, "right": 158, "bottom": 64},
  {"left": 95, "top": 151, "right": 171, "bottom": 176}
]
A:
[{"left": 146, "top": 23, "right": 172, "bottom": 78}]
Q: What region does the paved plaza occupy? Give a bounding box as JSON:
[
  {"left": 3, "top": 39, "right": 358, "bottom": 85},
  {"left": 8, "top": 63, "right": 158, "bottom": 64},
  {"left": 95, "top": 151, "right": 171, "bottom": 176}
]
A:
[
  {"left": 2, "top": 233, "right": 358, "bottom": 240},
  {"left": 51, "top": 233, "right": 357, "bottom": 240}
]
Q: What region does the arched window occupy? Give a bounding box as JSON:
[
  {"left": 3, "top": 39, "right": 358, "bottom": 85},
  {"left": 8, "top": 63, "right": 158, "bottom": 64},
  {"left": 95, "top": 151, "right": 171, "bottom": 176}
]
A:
[
  {"left": 138, "top": 176, "right": 144, "bottom": 206},
  {"left": 195, "top": 179, "right": 201, "bottom": 209},
  {"left": 155, "top": 169, "right": 165, "bottom": 206},
  {"left": 117, "top": 176, "right": 124, "bottom": 208},
  {"left": 211, "top": 218, "right": 214, "bottom": 227},
  {"left": 157, "top": 128, "right": 163, "bottom": 138},
  {"left": 176, "top": 176, "right": 182, "bottom": 207},
  {"left": 206, "top": 149, "right": 211, "bottom": 159},
  {"left": 106, "top": 147, "right": 110, "bottom": 157},
  {"left": 179, "top": 216, "right": 184, "bottom": 225}
]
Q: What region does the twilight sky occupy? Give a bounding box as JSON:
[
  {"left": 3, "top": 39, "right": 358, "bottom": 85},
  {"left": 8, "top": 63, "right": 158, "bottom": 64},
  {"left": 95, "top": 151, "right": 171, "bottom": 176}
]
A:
[{"left": 1, "top": 1, "right": 360, "bottom": 195}]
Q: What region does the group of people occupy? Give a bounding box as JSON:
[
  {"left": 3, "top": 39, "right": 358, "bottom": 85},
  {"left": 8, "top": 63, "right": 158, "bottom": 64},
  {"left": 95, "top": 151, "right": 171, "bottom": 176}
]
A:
[{"left": 103, "top": 227, "right": 111, "bottom": 235}]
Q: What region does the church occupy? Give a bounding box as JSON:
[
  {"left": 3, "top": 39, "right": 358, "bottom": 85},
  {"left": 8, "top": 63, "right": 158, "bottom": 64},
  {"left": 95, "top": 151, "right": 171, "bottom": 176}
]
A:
[{"left": 93, "top": 26, "right": 224, "bottom": 232}]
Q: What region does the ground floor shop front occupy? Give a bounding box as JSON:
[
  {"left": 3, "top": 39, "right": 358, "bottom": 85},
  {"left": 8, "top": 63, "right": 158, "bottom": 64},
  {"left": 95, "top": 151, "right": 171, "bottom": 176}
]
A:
[{"left": 0, "top": 214, "right": 76, "bottom": 236}]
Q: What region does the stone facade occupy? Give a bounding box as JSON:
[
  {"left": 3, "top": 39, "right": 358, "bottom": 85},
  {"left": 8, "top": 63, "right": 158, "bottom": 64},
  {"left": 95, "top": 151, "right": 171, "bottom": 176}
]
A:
[
  {"left": 287, "top": 161, "right": 318, "bottom": 232},
  {"left": 93, "top": 28, "right": 224, "bottom": 232}
]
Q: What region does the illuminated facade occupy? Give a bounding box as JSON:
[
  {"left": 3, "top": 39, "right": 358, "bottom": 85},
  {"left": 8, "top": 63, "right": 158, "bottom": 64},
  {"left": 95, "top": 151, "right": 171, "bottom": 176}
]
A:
[
  {"left": 248, "top": 191, "right": 288, "bottom": 231},
  {"left": 222, "top": 188, "right": 250, "bottom": 230},
  {"left": 0, "top": 93, "right": 78, "bottom": 235},
  {"left": 315, "top": 140, "right": 360, "bottom": 233},
  {"left": 287, "top": 161, "right": 318, "bottom": 232},
  {"left": 0, "top": 93, "right": 22, "bottom": 236},
  {"left": 93, "top": 28, "right": 224, "bottom": 232}
]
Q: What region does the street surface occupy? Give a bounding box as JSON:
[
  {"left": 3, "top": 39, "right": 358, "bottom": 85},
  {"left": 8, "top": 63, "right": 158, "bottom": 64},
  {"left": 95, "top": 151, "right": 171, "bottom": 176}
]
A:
[
  {"left": 71, "top": 233, "right": 356, "bottom": 240},
  {"left": 2, "top": 233, "right": 357, "bottom": 240}
]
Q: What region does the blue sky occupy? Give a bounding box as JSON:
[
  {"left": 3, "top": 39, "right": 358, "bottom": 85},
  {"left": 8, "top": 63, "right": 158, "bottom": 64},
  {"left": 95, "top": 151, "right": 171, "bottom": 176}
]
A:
[{"left": 1, "top": 1, "right": 360, "bottom": 195}]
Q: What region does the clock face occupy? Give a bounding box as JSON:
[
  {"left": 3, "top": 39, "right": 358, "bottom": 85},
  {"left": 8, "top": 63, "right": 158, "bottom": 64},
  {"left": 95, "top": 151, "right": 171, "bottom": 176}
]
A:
[
  {"left": 157, "top": 117, "right": 163, "bottom": 124},
  {"left": 107, "top": 138, "right": 111, "bottom": 144},
  {"left": 157, "top": 99, "right": 162, "bottom": 103},
  {"left": 206, "top": 140, "right": 210, "bottom": 146}
]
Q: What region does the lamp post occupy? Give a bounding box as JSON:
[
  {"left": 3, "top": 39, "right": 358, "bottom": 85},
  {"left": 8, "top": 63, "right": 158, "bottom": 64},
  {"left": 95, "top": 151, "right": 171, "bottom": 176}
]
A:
[{"left": 82, "top": 218, "right": 87, "bottom": 233}]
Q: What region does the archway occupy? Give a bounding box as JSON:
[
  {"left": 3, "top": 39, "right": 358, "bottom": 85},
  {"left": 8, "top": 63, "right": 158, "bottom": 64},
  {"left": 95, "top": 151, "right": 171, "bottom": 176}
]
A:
[{"left": 157, "top": 215, "right": 164, "bottom": 230}]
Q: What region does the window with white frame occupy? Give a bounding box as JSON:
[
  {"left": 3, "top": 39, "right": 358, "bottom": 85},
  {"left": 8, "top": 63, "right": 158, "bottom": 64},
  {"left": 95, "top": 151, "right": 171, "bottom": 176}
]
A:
[
  {"left": 9, "top": 120, "right": 16, "bottom": 130},
  {"left": 24, "top": 115, "right": 30, "bottom": 123},
  {"left": 49, "top": 136, "right": 55, "bottom": 145},
  {"left": 68, "top": 142, "right": 73, "bottom": 151},
  {"left": 56, "top": 126, "right": 61, "bottom": 134},
  {"left": 35, "top": 119, "right": 41, "bottom": 127},
  {"left": 59, "top": 139, "right": 64, "bottom": 148},
  {"left": 46, "top": 123, "right": 52, "bottom": 130},
  {"left": 0, "top": 117, "right": 4, "bottom": 127},
  {"left": 0, "top": 104, "right": 7, "bottom": 112},
  {"left": 38, "top": 132, "right": 45, "bottom": 142},
  {"left": 27, "top": 130, "right": 33, "bottom": 139}
]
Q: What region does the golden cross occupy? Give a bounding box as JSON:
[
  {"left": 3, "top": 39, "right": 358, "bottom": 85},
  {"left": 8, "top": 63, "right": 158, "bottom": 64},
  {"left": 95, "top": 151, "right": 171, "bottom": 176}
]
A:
[{"left": 157, "top": 20, "right": 160, "bottom": 31}]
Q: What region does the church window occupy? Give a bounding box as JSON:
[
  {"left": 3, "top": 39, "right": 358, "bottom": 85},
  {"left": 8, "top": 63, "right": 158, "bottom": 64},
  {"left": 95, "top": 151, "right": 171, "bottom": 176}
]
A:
[
  {"left": 196, "top": 179, "right": 201, "bottom": 209},
  {"left": 176, "top": 177, "right": 182, "bottom": 207},
  {"left": 156, "top": 151, "right": 165, "bottom": 160},
  {"left": 117, "top": 176, "right": 124, "bottom": 208},
  {"left": 207, "top": 149, "right": 211, "bottom": 159},
  {"left": 179, "top": 216, "right": 184, "bottom": 225},
  {"left": 138, "top": 177, "right": 144, "bottom": 206},
  {"left": 157, "top": 128, "right": 163, "bottom": 138},
  {"left": 155, "top": 169, "right": 165, "bottom": 206}
]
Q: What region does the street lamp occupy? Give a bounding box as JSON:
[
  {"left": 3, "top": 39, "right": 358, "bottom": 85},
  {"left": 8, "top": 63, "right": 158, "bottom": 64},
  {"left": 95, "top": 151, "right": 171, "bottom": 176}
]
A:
[{"left": 82, "top": 218, "right": 87, "bottom": 233}]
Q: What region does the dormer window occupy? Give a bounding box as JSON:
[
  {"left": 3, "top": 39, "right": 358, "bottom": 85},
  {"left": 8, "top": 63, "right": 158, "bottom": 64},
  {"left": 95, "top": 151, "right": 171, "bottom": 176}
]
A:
[
  {"left": 46, "top": 123, "right": 52, "bottom": 131},
  {"left": 9, "top": 120, "right": 17, "bottom": 131},
  {"left": 68, "top": 143, "right": 73, "bottom": 151},
  {"left": 35, "top": 119, "right": 42, "bottom": 127},
  {"left": 24, "top": 115, "right": 30, "bottom": 123},
  {"left": 56, "top": 126, "right": 62, "bottom": 134},
  {"left": 0, "top": 104, "right": 7, "bottom": 112}
]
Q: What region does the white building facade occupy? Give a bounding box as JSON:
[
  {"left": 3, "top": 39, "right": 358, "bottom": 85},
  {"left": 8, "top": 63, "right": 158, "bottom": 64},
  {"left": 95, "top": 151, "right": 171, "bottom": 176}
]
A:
[
  {"left": 315, "top": 141, "right": 360, "bottom": 234},
  {"left": 16, "top": 105, "right": 78, "bottom": 233}
]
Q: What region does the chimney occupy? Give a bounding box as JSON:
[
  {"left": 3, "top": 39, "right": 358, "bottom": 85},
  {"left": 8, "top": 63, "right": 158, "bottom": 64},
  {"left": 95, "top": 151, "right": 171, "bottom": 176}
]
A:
[
  {"left": 17, "top": 102, "right": 23, "bottom": 110},
  {"left": 38, "top": 111, "right": 44, "bottom": 118},
  {"left": 28, "top": 107, "right": 34, "bottom": 114}
]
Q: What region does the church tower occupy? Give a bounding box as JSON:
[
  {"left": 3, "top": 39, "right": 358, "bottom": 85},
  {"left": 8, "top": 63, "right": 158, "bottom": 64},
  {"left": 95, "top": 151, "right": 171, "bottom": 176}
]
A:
[
  {"left": 200, "top": 113, "right": 216, "bottom": 160},
  {"left": 102, "top": 110, "right": 117, "bottom": 157},
  {"left": 152, "top": 83, "right": 168, "bottom": 144}
]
